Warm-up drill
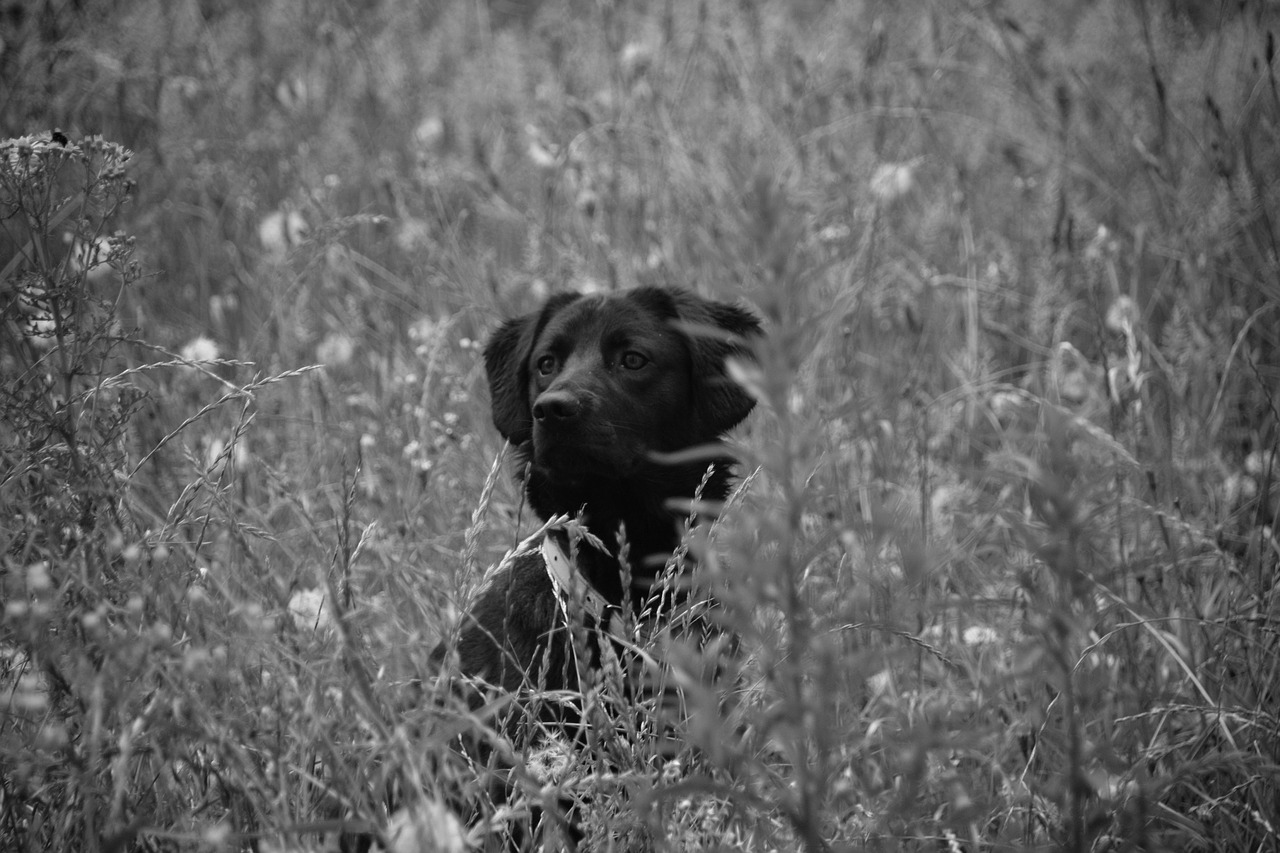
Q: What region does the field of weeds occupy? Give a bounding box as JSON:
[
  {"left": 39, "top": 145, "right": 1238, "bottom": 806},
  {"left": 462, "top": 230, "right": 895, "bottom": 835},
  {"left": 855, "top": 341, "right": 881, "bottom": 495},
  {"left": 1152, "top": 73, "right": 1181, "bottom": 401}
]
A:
[{"left": 2, "top": 1, "right": 1278, "bottom": 850}]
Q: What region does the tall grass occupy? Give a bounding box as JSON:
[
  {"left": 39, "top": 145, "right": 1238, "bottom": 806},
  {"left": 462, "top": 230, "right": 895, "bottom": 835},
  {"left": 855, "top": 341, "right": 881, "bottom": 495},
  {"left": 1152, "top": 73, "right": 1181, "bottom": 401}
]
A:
[{"left": 2, "top": 1, "right": 1277, "bottom": 850}]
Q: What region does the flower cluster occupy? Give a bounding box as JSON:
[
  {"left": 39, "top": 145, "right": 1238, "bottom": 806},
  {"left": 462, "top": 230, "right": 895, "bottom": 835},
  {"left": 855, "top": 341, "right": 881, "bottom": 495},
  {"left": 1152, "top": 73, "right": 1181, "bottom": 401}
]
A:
[{"left": 0, "top": 132, "right": 135, "bottom": 209}]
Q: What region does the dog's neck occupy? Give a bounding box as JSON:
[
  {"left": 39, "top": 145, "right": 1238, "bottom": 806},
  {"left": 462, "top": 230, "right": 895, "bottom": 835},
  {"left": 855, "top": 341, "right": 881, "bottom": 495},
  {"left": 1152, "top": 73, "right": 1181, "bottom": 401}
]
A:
[{"left": 524, "top": 457, "right": 735, "bottom": 610}]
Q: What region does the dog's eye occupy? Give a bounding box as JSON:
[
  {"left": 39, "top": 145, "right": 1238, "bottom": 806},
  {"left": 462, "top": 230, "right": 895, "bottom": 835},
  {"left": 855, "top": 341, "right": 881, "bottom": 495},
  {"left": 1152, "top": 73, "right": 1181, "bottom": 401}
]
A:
[
  {"left": 535, "top": 354, "right": 558, "bottom": 376},
  {"left": 619, "top": 351, "right": 649, "bottom": 370}
]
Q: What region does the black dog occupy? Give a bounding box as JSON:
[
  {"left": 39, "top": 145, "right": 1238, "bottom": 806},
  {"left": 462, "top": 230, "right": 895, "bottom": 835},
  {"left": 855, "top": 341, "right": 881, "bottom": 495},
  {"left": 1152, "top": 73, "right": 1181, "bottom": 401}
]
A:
[{"left": 448, "top": 285, "right": 760, "bottom": 716}]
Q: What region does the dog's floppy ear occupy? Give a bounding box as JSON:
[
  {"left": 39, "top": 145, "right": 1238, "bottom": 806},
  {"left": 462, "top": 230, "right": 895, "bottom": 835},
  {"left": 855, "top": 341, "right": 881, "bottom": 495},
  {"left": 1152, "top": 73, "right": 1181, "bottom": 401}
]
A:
[
  {"left": 484, "top": 292, "right": 580, "bottom": 444},
  {"left": 665, "top": 288, "right": 763, "bottom": 438}
]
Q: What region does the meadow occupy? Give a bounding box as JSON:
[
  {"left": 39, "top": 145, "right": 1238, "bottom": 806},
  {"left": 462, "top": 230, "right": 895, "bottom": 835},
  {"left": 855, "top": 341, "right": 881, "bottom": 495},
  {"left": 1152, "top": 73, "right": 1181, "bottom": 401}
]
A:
[{"left": 2, "top": 1, "right": 1278, "bottom": 850}]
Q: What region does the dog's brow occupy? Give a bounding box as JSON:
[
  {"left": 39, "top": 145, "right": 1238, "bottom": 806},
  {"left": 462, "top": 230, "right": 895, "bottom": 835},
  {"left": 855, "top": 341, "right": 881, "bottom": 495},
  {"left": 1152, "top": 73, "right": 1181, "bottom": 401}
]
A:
[
  {"left": 602, "top": 327, "right": 642, "bottom": 351},
  {"left": 539, "top": 327, "right": 577, "bottom": 355}
]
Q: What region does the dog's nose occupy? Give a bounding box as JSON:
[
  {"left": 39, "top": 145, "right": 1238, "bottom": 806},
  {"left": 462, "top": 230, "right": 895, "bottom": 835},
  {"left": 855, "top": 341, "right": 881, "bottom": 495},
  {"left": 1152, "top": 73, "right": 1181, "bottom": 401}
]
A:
[{"left": 533, "top": 390, "right": 580, "bottom": 422}]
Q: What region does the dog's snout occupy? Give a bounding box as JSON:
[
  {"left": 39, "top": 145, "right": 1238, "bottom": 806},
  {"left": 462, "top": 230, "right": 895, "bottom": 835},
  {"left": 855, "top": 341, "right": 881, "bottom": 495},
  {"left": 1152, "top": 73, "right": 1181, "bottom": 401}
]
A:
[{"left": 533, "top": 390, "right": 580, "bottom": 423}]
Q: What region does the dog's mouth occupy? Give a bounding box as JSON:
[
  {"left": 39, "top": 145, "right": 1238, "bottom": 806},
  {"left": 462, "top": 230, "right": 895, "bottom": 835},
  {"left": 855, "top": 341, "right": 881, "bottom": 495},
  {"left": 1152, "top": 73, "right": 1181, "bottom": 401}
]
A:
[{"left": 531, "top": 427, "right": 645, "bottom": 476}]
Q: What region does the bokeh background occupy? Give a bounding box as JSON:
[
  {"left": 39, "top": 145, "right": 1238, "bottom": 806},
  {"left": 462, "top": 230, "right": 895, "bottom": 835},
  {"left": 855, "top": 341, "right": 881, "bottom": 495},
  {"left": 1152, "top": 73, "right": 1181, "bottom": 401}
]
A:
[{"left": 2, "top": 1, "right": 1278, "bottom": 850}]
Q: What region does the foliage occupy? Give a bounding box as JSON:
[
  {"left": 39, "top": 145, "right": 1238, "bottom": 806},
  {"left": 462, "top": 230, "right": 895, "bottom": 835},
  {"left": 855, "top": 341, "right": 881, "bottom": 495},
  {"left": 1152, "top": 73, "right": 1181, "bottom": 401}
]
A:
[{"left": 2, "top": 1, "right": 1278, "bottom": 851}]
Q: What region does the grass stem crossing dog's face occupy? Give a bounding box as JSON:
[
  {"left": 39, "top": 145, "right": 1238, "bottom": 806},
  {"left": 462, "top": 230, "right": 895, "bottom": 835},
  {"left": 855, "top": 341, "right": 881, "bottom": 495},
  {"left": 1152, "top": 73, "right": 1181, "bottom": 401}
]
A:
[{"left": 485, "top": 286, "right": 761, "bottom": 568}]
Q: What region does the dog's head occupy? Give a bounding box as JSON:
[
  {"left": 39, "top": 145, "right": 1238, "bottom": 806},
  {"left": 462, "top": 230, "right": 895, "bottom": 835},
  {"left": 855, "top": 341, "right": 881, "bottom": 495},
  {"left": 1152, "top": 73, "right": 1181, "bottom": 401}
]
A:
[{"left": 484, "top": 286, "right": 761, "bottom": 480}]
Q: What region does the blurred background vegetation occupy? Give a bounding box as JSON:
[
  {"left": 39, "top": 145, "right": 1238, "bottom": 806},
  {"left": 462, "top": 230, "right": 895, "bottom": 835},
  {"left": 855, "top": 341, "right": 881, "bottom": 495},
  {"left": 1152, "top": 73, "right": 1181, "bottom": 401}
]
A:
[{"left": 2, "top": 0, "right": 1278, "bottom": 850}]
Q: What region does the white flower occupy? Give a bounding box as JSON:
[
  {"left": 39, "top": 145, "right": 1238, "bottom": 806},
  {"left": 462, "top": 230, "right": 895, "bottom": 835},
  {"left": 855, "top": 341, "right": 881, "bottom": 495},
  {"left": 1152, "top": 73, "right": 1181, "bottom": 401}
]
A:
[
  {"left": 204, "top": 436, "right": 250, "bottom": 472},
  {"left": 1085, "top": 224, "right": 1114, "bottom": 261},
  {"left": 527, "top": 738, "right": 573, "bottom": 783},
  {"left": 258, "top": 208, "right": 308, "bottom": 258},
  {"left": 408, "top": 316, "right": 444, "bottom": 346},
  {"left": 962, "top": 625, "right": 1000, "bottom": 646},
  {"left": 3, "top": 672, "right": 50, "bottom": 713},
  {"left": 287, "top": 588, "right": 332, "bottom": 633},
  {"left": 989, "top": 390, "right": 1022, "bottom": 421},
  {"left": 180, "top": 335, "right": 219, "bottom": 364},
  {"left": 394, "top": 217, "right": 431, "bottom": 252},
  {"left": 414, "top": 114, "right": 445, "bottom": 150},
  {"left": 869, "top": 160, "right": 917, "bottom": 203},
  {"left": 817, "top": 223, "right": 851, "bottom": 243},
  {"left": 316, "top": 331, "right": 355, "bottom": 367},
  {"left": 525, "top": 124, "right": 559, "bottom": 170},
  {"left": 26, "top": 561, "right": 52, "bottom": 592},
  {"left": 1105, "top": 295, "right": 1138, "bottom": 334},
  {"left": 1244, "top": 450, "right": 1274, "bottom": 478},
  {"left": 384, "top": 799, "right": 467, "bottom": 853}
]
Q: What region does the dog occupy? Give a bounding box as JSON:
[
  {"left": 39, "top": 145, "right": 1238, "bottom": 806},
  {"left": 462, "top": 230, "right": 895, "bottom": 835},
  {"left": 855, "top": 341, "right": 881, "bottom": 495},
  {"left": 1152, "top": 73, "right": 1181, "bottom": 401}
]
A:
[
  {"left": 420, "top": 286, "right": 759, "bottom": 851},
  {"left": 447, "top": 285, "right": 760, "bottom": 707}
]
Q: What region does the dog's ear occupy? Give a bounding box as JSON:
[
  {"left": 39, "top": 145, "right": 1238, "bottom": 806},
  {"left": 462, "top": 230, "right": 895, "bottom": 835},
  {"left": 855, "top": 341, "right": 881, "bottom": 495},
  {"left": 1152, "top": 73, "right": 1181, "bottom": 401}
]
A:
[
  {"left": 665, "top": 289, "right": 763, "bottom": 438},
  {"left": 484, "top": 292, "right": 580, "bottom": 444}
]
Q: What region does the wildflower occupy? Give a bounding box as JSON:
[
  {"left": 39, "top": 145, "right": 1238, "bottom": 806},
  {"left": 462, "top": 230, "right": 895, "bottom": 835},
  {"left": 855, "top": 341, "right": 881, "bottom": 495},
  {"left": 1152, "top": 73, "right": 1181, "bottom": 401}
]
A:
[
  {"left": 408, "top": 315, "right": 445, "bottom": 346},
  {"left": 241, "top": 601, "right": 275, "bottom": 632},
  {"left": 817, "top": 223, "right": 851, "bottom": 243},
  {"left": 385, "top": 800, "right": 467, "bottom": 853},
  {"left": 180, "top": 335, "right": 219, "bottom": 364},
  {"left": 6, "top": 673, "right": 49, "bottom": 712},
  {"left": 1085, "top": 224, "right": 1116, "bottom": 261},
  {"left": 869, "top": 160, "right": 918, "bottom": 203},
  {"left": 410, "top": 314, "right": 454, "bottom": 359},
  {"left": 1054, "top": 342, "right": 1095, "bottom": 405},
  {"left": 1244, "top": 449, "right": 1274, "bottom": 477},
  {"left": 287, "top": 588, "right": 332, "bottom": 633},
  {"left": 525, "top": 124, "right": 559, "bottom": 170},
  {"left": 1105, "top": 295, "right": 1138, "bottom": 333},
  {"left": 26, "top": 562, "right": 51, "bottom": 592},
  {"left": 989, "top": 390, "right": 1022, "bottom": 421},
  {"left": 274, "top": 75, "right": 311, "bottom": 112},
  {"left": 962, "top": 625, "right": 999, "bottom": 646},
  {"left": 527, "top": 737, "right": 573, "bottom": 783},
  {"left": 316, "top": 331, "right": 355, "bottom": 367},
  {"left": 201, "top": 823, "right": 232, "bottom": 848},
  {"left": 204, "top": 436, "right": 250, "bottom": 473},
  {"left": 414, "top": 114, "right": 445, "bottom": 150},
  {"left": 394, "top": 217, "right": 431, "bottom": 252},
  {"left": 258, "top": 207, "right": 308, "bottom": 258}
]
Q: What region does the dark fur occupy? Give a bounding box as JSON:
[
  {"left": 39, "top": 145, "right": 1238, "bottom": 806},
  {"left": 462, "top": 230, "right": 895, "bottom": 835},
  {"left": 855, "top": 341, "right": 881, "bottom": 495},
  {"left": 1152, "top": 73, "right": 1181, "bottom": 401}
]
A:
[{"left": 449, "top": 285, "right": 760, "bottom": 705}]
